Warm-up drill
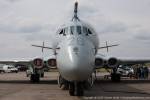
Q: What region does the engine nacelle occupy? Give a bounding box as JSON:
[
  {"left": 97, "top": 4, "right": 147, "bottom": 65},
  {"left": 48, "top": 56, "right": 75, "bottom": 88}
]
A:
[
  {"left": 95, "top": 58, "right": 105, "bottom": 67},
  {"left": 108, "top": 57, "right": 118, "bottom": 67},
  {"left": 32, "top": 58, "right": 44, "bottom": 69},
  {"left": 47, "top": 59, "right": 57, "bottom": 67}
]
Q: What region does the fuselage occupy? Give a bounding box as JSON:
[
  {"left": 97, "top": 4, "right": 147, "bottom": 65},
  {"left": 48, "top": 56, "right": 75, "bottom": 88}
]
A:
[{"left": 56, "top": 20, "right": 99, "bottom": 81}]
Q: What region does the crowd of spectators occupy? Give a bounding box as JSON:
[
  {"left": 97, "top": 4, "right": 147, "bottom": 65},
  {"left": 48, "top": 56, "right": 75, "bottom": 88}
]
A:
[{"left": 134, "top": 65, "right": 149, "bottom": 79}]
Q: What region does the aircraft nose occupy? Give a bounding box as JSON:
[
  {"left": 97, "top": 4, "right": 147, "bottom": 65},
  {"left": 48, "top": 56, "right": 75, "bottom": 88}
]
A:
[
  {"left": 57, "top": 38, "right": 95, "bottom": 81},
  {"left": 65, "top": 46, "right": 94, "bottom": 81}
]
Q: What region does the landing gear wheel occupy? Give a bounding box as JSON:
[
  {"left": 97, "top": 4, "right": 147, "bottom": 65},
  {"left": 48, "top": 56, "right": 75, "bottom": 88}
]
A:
[
  {"left": 111, "top": 73, "right": 121, "bottom": 82},
  {"left": 41, "top": 73, "right": 44, "bottom": 78},
  {"left": 69, "top": 82, "right": 84, "bottom": 96},
  {"left": 30, "top": 74, "right": 40, "bottom": 82},
  {"left": 84, "top": 75, "right": 94, "bottom": 90},
  {"left": 76, "top": 82, "right": 84, "bottom": 96},
  {"left": 69, "top": 82, "right": 75, "bottom": 96}
]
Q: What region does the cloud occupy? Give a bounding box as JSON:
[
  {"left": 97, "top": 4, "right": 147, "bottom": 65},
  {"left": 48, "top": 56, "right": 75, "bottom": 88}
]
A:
[
  {"left": 0, "top": 17, "right": 49, "bottom": 34},
  {"left": 24, "top": 33, "right": 50, "bottom": 41},
  {"left": 97, "top": 22, "right": 128, "bottom": 34},
  {"left": 133, "top": 30, "right": 150, "bottom": 41},
  {"left": 77, "top": 2, "right": 129, "bottom": 35},
  {"left": 0, "top": 23, "right": 44, "bottom": 34},
  {"left": 6, "top": 0, "right": 17, "bottom": 2},
  {"left": 0, "top": 0, "right": 150, "bottom": 59}
]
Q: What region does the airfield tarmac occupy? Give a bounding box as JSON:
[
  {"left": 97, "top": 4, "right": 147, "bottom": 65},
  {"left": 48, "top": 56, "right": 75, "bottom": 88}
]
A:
[{"left": 0, "top": 72, "right": 150, "bottom": 100}]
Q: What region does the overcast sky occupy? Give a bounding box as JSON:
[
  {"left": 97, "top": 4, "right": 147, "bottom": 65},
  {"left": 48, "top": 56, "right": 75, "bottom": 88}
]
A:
[{"left": 0, "top": 0, "right": 150, "bottom": 60}]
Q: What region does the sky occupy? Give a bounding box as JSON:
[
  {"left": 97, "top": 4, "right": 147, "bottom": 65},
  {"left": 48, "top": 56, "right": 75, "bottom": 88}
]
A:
[{"left": 0, "top": 0, "right": 150, "bottom": 60}]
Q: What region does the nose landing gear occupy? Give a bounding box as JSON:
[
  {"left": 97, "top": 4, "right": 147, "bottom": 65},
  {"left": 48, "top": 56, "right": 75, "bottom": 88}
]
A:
[
  {"left": 58, "top": 75, "right": 69, "bottom": 90},
  {"left": 30, "top": 73, "right": 40, "bottom": 82},
  {"left": 69, "top": 82, "right": 84, "bottom": 96},
  {"left": 111, "top": 67, "right": 121, "bottom": 82}
]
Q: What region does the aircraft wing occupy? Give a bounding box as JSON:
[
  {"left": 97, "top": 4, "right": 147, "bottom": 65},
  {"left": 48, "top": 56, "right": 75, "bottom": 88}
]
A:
[
  {"left": 107, "top": 57, "right": 150, "bottom": 67},
  {"left": 95, "top": 55, "right": 150, "bottom": 68},
  {"left": 0, "top": 57, "right": 57, "bottom": 67},
  {"left": 116, "top": 58, "right": 150, "bottom": 65}
]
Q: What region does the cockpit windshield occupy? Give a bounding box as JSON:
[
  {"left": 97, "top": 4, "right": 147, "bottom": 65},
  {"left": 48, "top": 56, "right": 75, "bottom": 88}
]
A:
[
  {"left": 70, "top": 26, "right": 75, "bottom": 34},
  {"left": 77, "top": 26, "right": 81, "bottom": 34},
  {"left": 83, "top": 27, "right": 88, "bottom": 35},
  {"left": 87, "top": 29, "right": 92, "bottom": 35},
  {"left": 59, "top": 26, "right": 93, "bottom": 36},
  {"left": 70, "top": 26, "right": 82, "bottom": 35}
]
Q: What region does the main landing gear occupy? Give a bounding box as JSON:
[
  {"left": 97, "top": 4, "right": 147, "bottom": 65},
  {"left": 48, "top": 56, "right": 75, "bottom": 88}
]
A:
[
  {"left": 30, "top": 73, "right": 40, "bottom": 82},
  {"left": 111, "top": 67, "right": 121, "bottom": 82},
  {"left": 30, "top": 69, "right": 44, "bottom": 83}
]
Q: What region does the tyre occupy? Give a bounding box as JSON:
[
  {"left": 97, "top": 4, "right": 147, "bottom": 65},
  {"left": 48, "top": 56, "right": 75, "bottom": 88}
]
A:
[
  {"left": 41, "top": 73, "right": 44, "bottom": 78},
  {"left": 30, "top": 74, "right": 40, "bottom": 82},
  {"left": 69, "top": 82, "right": 75, "bottom": 96},
  {"left": 111, "top": 73, "right": 121, "bottom": 82}
]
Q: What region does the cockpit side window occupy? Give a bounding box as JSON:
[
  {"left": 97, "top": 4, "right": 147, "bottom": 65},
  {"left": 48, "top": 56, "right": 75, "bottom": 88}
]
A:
[
  {"left": 88, "top": 29, "right": 92, "bottom": 35},
  {"left": 83, "top": 27, "right": 92, "bottom": 36},
  {"left": 83, "top": 27, "right": 88, "bottom": 35},
  {"left": 83, "top": 27, "right": 93, "bottom": 36},
  {"left": 59, "top": 28, "right": 66, "bottom": 36},
  {"left": 77, "top": 26, "right": 81, "bottom": 34},
  {"left": 64, "top": 27, "right": 69, "bottom": 35},
  {"left": 59, "top": 29, "right": 63, "bottom": 35},
  {"left": 63, "top": 29, "right": 66, "bottom": 36}
]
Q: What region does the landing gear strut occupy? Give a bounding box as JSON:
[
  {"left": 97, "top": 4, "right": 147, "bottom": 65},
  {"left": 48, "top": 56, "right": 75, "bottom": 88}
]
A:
[
  {"left": 41, "top": 73, "right": 44, "bottom": 78},
  {"left": 111, "top": 67, "right": 121, "bottom": 82},
  {"left": 58, "top": 75, "right": 69, "bottom": 90},
  {"left": 69, "top": 82, "right": 84, "bottom": 96},
  {"left": 84, "top": 75, "right": 95, "bottom": 90}
]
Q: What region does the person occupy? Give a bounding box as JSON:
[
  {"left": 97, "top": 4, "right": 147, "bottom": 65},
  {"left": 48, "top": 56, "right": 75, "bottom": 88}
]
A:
[
  {"left": 133, "top": 65, "right": 137, "bottom": 79},
  {"left": 144, "top": 66, "right": 149, "bottom": 79},
  {"left": 140, "top": 66, "right": 144, "bottom": 79},
  {"left": 137, "top": 66, "right": 141, "bottom": 79}
]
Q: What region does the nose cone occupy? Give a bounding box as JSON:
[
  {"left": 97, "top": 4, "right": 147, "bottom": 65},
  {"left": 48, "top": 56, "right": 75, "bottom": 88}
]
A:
[
  {"left": 57, "top": 37, "right": 95, "bottom": 81},
  {"left": 65, "top": 47, "right": 93, "bottom": 81}
]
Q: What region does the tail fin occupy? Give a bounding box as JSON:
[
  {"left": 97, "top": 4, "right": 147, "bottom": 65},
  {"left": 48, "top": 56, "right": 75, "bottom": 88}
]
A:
[{"left": 72, "top": 0, "right": 80, "bottom": 21}]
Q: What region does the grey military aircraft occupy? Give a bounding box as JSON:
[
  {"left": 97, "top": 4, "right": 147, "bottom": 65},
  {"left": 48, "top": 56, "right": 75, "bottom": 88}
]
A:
[{"left": 0, "top": 0, "right": 150, "bottom": 96}]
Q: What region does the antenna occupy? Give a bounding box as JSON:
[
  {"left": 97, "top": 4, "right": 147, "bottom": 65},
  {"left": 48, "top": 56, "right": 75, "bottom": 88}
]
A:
[
  {"left": 98, "top": 41, "right": 119, "bottom": 52},
  {"left": 42, "top": 41, "right": 44, "bottom": 59},
  {"left": 31, "top": 42, "right": 60, "bottom": 56},
  {"left": 106, "top": 41, "right": 108, "bottom": 52},
  {"left": 42, "top": 41, "right": 44, "bottom": 53}
]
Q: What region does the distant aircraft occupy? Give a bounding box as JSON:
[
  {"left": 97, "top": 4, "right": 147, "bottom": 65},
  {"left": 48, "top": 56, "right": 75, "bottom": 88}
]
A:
[{"left": 0, "top": 1, "right": 150, "bottom": 96}]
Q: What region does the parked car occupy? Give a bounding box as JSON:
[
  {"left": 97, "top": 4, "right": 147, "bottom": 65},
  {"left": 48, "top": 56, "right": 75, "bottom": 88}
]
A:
[
  {"left": 117, "top": 65, "right": 134, "bottom": 77},
  {"left": 16, "top": 66, "right": 28, "bottom": 71},
  {"left": 0, "top": 65, "right": 18, "bottom": 73}
]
